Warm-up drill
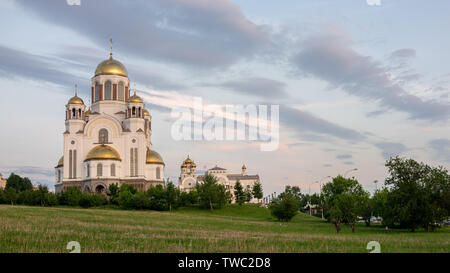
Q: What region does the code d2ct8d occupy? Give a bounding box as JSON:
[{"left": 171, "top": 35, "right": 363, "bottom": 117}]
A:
[{"left": 222, "top": 257, "right": 270, "bottom": 268}]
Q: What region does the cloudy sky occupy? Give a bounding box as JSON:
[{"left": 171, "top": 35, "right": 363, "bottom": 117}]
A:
[{"left": 0, "top": 0, "right": 449, "bottom": 195}]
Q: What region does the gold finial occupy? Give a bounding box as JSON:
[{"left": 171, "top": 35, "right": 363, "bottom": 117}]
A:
[
  {"left": 134, "top": 83, "right": 137, "bottom": 96},
  {"left": 75, "top": 84, "right": 78, "bottom": 96},
  {"left": 109, "top": 37, "right": 113, "bottom": 58}
]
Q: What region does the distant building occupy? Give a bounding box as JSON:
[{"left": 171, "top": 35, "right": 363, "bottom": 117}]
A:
[
  {"left": 0, "top": 173, "right": 6, "bottom": 189},
  {"left": 178, "top": 156, "right": 261, "bottom": 203}
]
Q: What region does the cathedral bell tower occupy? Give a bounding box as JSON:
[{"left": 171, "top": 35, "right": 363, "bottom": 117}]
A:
[{"left": 65, "top": 84, "right": 86, "bottom": 133}]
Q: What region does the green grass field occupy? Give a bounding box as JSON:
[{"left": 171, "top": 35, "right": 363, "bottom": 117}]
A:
[{"left": 0, "top": 204, "right": 448, "bottom": 253}]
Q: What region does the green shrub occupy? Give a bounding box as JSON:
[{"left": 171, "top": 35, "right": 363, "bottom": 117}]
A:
[
  {"left": 133, "top": 191, "right": 150, "bottom": 209},
  {"left": 269, "top": 194, "right": 300, "bottom": 222}
]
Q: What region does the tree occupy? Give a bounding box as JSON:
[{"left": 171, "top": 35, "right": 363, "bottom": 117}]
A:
[
  {"left": 321, "top": 175, "right": 368, "bottom": 233},
  {"left": 147, "top": 184, "right": 169, "bottom": 211},
  {"left": 166, "top": 181, "right": 179, "bottom": 211},
  {"left": 36, "top": 185, "right": 49, "bottom": 206},
  {"left": 383, "top": 157, "right": 450, "bottom": 232},
  {"left": 108, "top": 183, "right": 120, "bottom": 205},
  {"left": 133, "top": 191, "right": 150, "bottom": 209},
  {"left": 359, "top": 193, "right": 373, "bottom": 227},
  {"left": 179, "top": 190, "right": 198, "bottom": 207},
  {"left": 279, "top": 186, "right": 302, "bottom": 205},
  {"left": 196, "top": 174, "right": 227, "bottom": 211},
  {"left": 233, "top": 181, "right": 245, "bottom": 205},
  {"left": 58, "top": 187, "right": 83, "bottom": 206},
  {"left": 6, "top": 173, "right": 33, "bottom": 192},
  {"left": 244, "top": 185, "right": 253, "bottom": 202},
  {"left": 4, "top": 188, "right": 17, "bottom": 205},
  {"left": 269, "top": 194, "right": 300, "bottom": 221},
  {"left": 252, "top": 182, "right": 263, "bottom": 202},
  {"left": 118, "top": 190, "right": 135, "bottom": 210}
]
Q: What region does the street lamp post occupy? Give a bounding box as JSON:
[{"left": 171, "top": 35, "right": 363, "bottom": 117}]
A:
[
  {"left": 317, "top": 176, "right": 331, "bottom": 219},
  {"left": 344, "top": 168, "right": 358, "bottom": 178}
]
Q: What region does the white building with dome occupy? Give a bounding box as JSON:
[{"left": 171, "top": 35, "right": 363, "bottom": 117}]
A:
[
  {"left": 54, "top": 44, "right": 165, "bottom": 193},
  {"left": 178, "top": 156, "right": 261, "bottom": 203}
]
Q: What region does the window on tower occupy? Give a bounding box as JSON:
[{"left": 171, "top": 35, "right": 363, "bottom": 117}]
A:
[
  {"left": 98, "top": 129, "right": 108, "bottom": 143},
  {"left": 111, "top": 164, "right": 116, "bottom": 177},
  {"left": 156, "top": 167, "right": 161, "bottom": 179},
  {"left": 118, "top": 81, "right": 124, "bottom": 101},
  {"left": 104, "top": 80, "right": 112, "bottom": 100},
  {"left": 97, "top": 163, "right": 103, "bottom": 177},
  {"left": 95, "top": 82, "right": 100, "bottom": 102}
]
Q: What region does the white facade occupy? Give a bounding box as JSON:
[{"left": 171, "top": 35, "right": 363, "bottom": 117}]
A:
[
  {"left": 178, "top": 157, "right": 261, "bottom": 203},
  {"left": 55, "top": 51, "right": 165, "bottom": 193}
]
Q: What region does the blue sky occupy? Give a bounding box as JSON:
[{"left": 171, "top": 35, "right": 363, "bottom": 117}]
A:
[{"left": 0, "top": 0, "right": 449, "bottom": 196}]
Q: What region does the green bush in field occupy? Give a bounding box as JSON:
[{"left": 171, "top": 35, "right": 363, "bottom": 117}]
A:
[
  {"left": 108, "top": 183, "right": 120, "bottom": 205},
  {"left": 179, "top": 190, "right": 198, "bottom": 207},
  {"left": 58, "top": 187, "right": 83, "bottom": 206},
  {"left": 4, "top": 188, "right": 17, "bottom": 205},
  {"left": 0, "top": 189, "right": 6, "bottom": 204},
  {"left": 119, "top": 189, "right": 135, "bottom": 209},
  {"left": 45, "top": 193, "right": 58, "bottom": 206},
  {"left": 133, "top": 191, "right": 150, "bottom": 209},
  {"left": 147, "top": 184, "right": 169, "bottom": 211},
  {"left": 269, "top": 193, "right": 300, "bottom": 222},
  {"left": 79, "top": 193, "right": 107, "bottom": 208}
]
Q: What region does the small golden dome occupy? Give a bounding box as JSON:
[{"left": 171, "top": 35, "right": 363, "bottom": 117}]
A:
[
  {"left": 56, "top": 156, "right": 63, "bottom": 167},
  {"left": 242, "top": 164, "right": 247, "bottom": 169},
  {"left": 68, "top": 95, "right": 84, "bottom": 105},
  {"left": 146, "top": 148, "right": 165, "bottom": 165},
  {"left": 143, "top": 109, "right": 149, "bottom": 116},
  {"left": 85, "top": 108, "right": 91, "bottom": 117},
  {"left": 95, "top": 56, "right": 128, "bottom": 77},
  {"left": 128, "top": 93, "right": 143, "bottom": 103},
  {"left": 85, "top": 145, "right": 121, "bottom": 161},
  {"left": 181, "top": 163, "right": 187, "bottom": 168}
]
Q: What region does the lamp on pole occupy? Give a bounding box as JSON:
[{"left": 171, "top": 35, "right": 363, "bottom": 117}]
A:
[
  {"left": 344, "top": 168, "right": 358, "bottom": 178},
  {"left": 317, "top": 175, "right": 331, "bottom": 219},
  {"left": 309, "top": 181, "right": 319, "bottom": 216}
]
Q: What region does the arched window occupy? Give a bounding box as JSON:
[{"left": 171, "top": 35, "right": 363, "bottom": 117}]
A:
[
  {"left": 104, "top": 81, "right": 112, "bottom": 100},
  {"left": 132, "top": 107, "right": 136, "bottom": 117},
  {"left": 98, "top": 129, "right": 108, "bottom": 143},
  {"left": 97, "top": 163, "right": 103, "bottom": 177},
  {"left": 86, "top": 164, "right": 90, "bottom": 177},
  {"left": 111, "top": 164, "right": 116, "bottom": 177},
  {"left": 138, "top": 107, "right": 141, "bottom": 118},
  {"left": 57, "top": 170, "right": 61, "bottom": 182},
  {"left": 118, "top": 82, "right": 124, "bottom": 101},
  {"left": 156, "top": 167, "right": 161, "bottom": 179},
  {"left": 72, "top": 108, "right": 76, "bottom": 118},
  {"left": 78, "top": 109, "right": 81, "bottom": 119},
  {"left": 95, "top": 82, "right": 100, "bottom": 102}
]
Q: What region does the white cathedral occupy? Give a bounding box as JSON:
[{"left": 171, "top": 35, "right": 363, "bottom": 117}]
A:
[
  {"left": 178, "top": 156, "right": 261, "bottom": 203},
  {"left": 54, "top": 46, "right": 165, "bottom": 194},
  {"left": 54, "top": 42, "right": 262, "bottom": 201}
]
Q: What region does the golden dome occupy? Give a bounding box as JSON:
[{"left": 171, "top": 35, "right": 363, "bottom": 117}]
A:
[
  {"left": 68, "top": 95, "right": 84, "bottom": 105},
  {"left": 85, "top": 145, "right": 121, "bottom": 161},
  {"left": 146, "top": 148, "right": 165, "bottom": 165},
  {"left": 95, "top": 56, "right": 128, "bottom": 77},
  {"left": 85, "top": 108, "right": 91, "bottom": 117},
  {"left": 242, "top": 164, "right": 247, "bottom": 169},
  {"left": 181, "top": 163, "right": 187, "bottom": 168},
  {"left": 128, "top": 93, "right": 143, "bottom": 103},
  {"left": 56, "top": 156, "right": 63, "bottom": 168},
  {"left": 143, "top": 109, "right": 149, "bottom": 117}
]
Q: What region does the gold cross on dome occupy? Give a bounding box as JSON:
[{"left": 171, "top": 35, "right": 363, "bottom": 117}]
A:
[{"left": 109, "top": 37, "right": 113, "bottom": 58}]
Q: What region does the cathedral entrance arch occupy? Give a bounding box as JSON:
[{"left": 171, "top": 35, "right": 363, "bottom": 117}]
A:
[{"left": 95, "top": 184, "right": 106, "bottom": 194}]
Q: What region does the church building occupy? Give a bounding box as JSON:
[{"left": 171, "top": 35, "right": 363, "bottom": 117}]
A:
[
  {"left": 54, "top": 43, "right": 165, "bottom": 193},
  {"left": 178, "top": 156, "right": 261, "bottom": 203}
]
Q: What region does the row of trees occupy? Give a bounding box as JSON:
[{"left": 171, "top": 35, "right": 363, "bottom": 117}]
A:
[
  {"left": 269, "top": 157, "right": 450, "bottom": 233},
  {"left": 0, "top": 173, "right": 264, "bottom": 212}
]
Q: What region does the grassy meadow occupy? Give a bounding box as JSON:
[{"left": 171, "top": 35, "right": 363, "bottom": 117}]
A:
[{"left": 0, "top": 204, "right": 448, "bottom": 253}]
